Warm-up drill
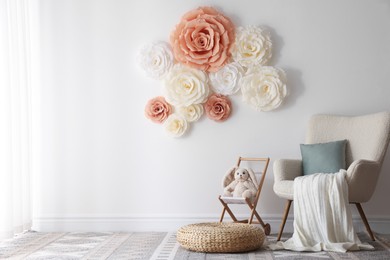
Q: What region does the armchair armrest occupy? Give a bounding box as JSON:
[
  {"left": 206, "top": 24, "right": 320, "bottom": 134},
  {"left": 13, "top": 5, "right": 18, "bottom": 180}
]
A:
[
  {"left": 346, "top": 159, "right": 381, "bottom": 203},
  {"left": 273, "top": 159, "right": 303, "bottom": 182},
  {"left": 273, "top": 159, "right": 302, "bottom": 200}
]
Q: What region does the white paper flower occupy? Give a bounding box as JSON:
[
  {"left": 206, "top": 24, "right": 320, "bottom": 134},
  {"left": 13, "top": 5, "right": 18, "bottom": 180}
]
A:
[
  {"left": 178, "top": 104, "right": 204, "bottom": 122},
  {"left": 240, "top": 66, "right": 287, "bottom": 112},
  {"left": 138, "top": 41, "right": 174, "bottom": 80},
  {"left": 209, "top": 62, "right": 245, "bottom": 95},
  {"left": 164, "top": 113, "right": 189, "bottom": 137},
  {"left": 164, "top": 64, "right": 209, "bottom": 107},
  {"left": 232, "top": 26, "right": 272, "bottom": 68}
]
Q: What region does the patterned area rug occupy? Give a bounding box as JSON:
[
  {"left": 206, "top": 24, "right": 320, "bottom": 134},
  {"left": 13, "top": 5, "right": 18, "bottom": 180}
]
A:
[{"left": 0, "top": 231, "right": 389, "bottom": 259}]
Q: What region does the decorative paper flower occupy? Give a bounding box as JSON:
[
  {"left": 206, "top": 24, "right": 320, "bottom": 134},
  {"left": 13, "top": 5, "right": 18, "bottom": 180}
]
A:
[
  {"left": 209, "top": 62, "right": 245, "bottom": 95},
  {"left": 139, "top": 7, "right": 289, "bottom": 137},
  {"left": 170, "top": 6, "right": 235, "bottom": 72},
  {"left": 164, "top": 114, "right": 189, "bottom": 137},
  {"left": 138, "top": 41, "right": 174, "bottom": 80},
  {"left": 178, "top": 104, "right": 204, "bottom": 122},
  {"left": 232, "top": 26, "right": 272, "bottom": 68},
  {"left": 240, "top": 66, "right": 287, "bottom": 112},
  {"left": 164, "top": 64, "right": 209, "bottom": 107},
  {"left": 204, "top": 94, "right": 232, "bottom": 122},
  {"left": 144, "top": 96, "right": 173, "bottom": 123}
]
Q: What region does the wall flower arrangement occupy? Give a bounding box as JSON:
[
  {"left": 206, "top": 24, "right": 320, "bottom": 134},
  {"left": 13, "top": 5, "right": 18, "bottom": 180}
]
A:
[{"left": 139, "top": 6, "right": 287, "bottom": 137}]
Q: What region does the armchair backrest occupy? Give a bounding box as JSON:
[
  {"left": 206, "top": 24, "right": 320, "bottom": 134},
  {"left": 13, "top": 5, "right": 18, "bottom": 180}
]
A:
[{"left": 306, "top": 112, "right": 390, "bottom": 167}]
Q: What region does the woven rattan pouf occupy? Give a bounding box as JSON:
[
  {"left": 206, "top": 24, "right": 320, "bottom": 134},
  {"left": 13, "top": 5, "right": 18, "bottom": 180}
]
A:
[{"left": 177, "top": 222, "right": 265, "bottom": 253}]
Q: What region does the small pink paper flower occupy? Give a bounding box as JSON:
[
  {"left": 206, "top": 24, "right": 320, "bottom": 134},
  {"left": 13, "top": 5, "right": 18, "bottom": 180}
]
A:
[
  {"left": 170, "top": 6, "right": 235, "bottom": 72},
  {"left": 204, "top": 94, "right": 232, "bottom": 122},
  {"left": 145, "top": 96, "right": 172, "bottom": 123}
]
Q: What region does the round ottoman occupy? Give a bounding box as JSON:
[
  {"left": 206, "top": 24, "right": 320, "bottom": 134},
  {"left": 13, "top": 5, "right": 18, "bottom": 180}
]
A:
[{"left": 177, "top": 222, "right": 265, "bottom": 253}]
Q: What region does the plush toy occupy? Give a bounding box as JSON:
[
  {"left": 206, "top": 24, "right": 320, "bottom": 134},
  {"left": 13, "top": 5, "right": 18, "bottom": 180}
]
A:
[{"left": 222, "top": 167, "right": 258, "bottom": 202}]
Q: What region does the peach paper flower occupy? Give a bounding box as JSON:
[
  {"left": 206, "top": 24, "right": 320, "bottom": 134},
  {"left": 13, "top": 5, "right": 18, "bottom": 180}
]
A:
[
  {"left": 204, "top": 94, "right": 232, "bottom": 122},
  {"left": 145, "top": 96, "right": 172, "bottom": 123},
  {"left": 170, "top": 6, "right": 235, "bottom": 72}
]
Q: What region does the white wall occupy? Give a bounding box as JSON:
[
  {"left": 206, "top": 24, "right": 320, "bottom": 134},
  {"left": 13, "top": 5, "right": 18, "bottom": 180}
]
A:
[{"left": 33, "top": 0, "right": 390, "bottom": 232}]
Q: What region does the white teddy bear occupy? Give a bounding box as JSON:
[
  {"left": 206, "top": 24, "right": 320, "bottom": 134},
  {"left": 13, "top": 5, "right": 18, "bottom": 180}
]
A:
[{"left": 223, "top": 167, "right": 258, "bottom": 202}]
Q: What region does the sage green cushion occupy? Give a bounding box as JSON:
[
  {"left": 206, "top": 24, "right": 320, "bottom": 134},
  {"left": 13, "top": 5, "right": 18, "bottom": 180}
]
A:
[{"left": 300, "top": 140, "right": 347, "bottom": 175}]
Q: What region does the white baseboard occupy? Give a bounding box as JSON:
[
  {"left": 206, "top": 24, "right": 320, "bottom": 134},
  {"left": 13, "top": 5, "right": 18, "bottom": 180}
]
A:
[{"left": 33, "top": 214, "right": 390, "bottom": 234}]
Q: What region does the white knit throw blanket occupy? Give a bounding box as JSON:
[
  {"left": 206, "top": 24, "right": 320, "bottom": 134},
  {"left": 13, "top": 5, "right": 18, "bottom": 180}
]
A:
[{"left": 269, "top": 170, "right": 374, "bottom": 252}]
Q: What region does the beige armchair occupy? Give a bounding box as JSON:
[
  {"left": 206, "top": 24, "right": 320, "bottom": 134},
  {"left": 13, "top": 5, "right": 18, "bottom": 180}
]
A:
[{"left": 273, "top": 112, "right": 390, "bottom": 241}]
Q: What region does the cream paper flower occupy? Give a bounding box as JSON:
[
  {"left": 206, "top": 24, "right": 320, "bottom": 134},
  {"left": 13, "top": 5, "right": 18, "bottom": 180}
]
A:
[
  {"left": 232, "top": 26, "right": 272, "bottom": 68},
  {"left": 164, "top": 113, "right": 189, "bottom": 137},
  {"left": 178, "top": 104, "right": 204, "bottom": 122},
  {"left": 209, "top": 62, "right": 245, "bottom": 95},
  {"left": 164, "top": 64, "right": 209, "bottom": 107},
  {"left": 240, "top": 66, "right": 287, "bottom": 112},
  {"left": 138, "top": 41, "right": 174, "bottom": 80}
]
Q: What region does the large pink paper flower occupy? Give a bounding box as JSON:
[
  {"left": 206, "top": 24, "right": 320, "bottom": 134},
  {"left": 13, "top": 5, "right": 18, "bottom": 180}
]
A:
[
  {"left": 170, "top": 6, "right": 235, "bottom": 72},
  {"left": 145, "top": 96, "right": 172, "bottom": 123},
  {"left": 204, "top": 94, "right": 232, "bottom": 122}
]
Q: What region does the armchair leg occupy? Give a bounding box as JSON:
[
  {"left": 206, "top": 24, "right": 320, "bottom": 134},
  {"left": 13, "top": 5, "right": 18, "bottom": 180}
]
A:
[
  {"left": 277, "top": 200, "right": 292, "bottom": 241},
  {"left": 355, "top": 203, "right": 375, "bottom": 241}
]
